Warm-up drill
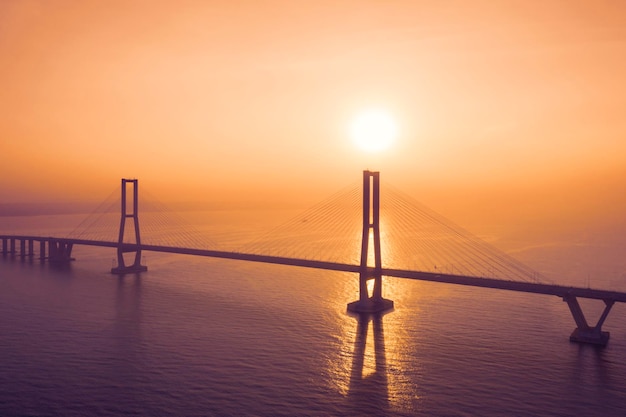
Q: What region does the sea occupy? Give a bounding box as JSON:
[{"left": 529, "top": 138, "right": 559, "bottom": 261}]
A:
[{"left": 1, "top": 210, "right": 626, "bottom": 417}]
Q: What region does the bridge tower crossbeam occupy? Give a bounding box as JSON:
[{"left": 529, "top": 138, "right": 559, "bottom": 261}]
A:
[
  {"left": 347, "top": 170, "right": 394, "bottom": 313},
  {"left": 111, "top": 179, "right": 148, "bottom": 274}
]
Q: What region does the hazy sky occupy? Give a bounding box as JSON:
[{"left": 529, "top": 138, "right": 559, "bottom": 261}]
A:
[{"left": 2, "top": 1, "right": 625, "bottom": 232}]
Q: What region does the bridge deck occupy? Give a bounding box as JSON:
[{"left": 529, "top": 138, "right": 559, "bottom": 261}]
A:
[{"left": 3, "top": 236, "right": 626, "bottom": 303}]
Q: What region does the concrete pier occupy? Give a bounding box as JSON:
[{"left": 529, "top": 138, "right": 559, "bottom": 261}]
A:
[
  {"left": 569, "top": 328, "right": 610, "bottom": 346},
  {"left": 48, "top": 239, "right": 74, "bottom": 263},
  {"left": 348, "top": 297, "right": 394, "bottom": 314},
  {"left": 564, "top": 295, "right": 614, "bottom": 346},
  {"left": 111, "top": 262, "right": 148, "bottom": 274}
]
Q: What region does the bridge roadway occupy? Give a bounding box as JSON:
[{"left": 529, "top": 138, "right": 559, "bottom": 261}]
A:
[{"left": 5, "top": 236, "right": 625, "bottom": 304}]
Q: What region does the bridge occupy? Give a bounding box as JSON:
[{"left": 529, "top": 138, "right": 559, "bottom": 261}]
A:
[{"left": 1, "top": 171, "right": 624, "bottom": 346}]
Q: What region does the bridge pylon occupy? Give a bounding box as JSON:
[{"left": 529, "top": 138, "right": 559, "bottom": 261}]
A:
[
  {"left": 111, "top": 179, "right": 148, "bottom": 274},
  {"left": 348, "top": 170, "right": 394, "bottom": 313}
]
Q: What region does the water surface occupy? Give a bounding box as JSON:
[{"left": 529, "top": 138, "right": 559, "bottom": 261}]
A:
[{"left": 1, "top": 212, "right": 626, "bottom": 416}]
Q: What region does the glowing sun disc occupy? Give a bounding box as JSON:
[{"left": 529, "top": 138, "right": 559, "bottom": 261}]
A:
[{"left": 350, "top": 109, "right": 397, "bottom": 152}]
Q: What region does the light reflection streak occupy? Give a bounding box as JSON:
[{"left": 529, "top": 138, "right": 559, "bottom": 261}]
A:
[
  {"left": 345, "top": 312, "right": 391, "bottom": 414},
  {"left": 106, "top": 273, "right": 145, "bottom": 393},
  {"left": 329, "top": 274, "right": 423, "bottom": 413}
]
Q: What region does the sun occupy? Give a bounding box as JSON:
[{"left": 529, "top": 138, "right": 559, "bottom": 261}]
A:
[{"left": 350, "top": 109, "right": 397, "bottom": 153}]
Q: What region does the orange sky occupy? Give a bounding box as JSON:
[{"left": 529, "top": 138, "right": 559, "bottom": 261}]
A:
[{"left": 1, "top": 1, "right": 625, "bottom": 233}]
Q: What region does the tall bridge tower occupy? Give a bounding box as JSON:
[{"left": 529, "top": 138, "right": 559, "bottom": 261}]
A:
[
  {"left": 348, "top": 170, "right": 394, "bottom": 313},
  {"left": 111, "top": 179, "right": 148, "bottom": 274}
]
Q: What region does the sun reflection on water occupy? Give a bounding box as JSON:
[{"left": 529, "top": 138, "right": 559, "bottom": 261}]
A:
[{"left": 327, "top": 284, "right": 423, "bottom": 414}]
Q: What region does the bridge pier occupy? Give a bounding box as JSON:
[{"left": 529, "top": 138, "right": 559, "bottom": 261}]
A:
[
  {"left": 111, "top": 246, "right": 147, "bottom": 274},
  {"left": 40, "top": 240, "right": 46, "bottom": 261},
  {"left": 111, "top": 179, "right": 147, "bottom": 274},
  {"left": 563, "top": 295, "right": 613, "bottom": 346},
  {"left": 16, "top": 238, "right": 36, "bottom": 260},
  {"left": 1, "top": 238, "right": 23, "bottom": 257},
  {"left": 348, "top": 171, "right": 394, "bottom": 314},
  {"left": 48, "top": 239, "right": 75, "bottom": 263},
  {"left": 19, "top": 239, "right": 36, "bottom": 259}
]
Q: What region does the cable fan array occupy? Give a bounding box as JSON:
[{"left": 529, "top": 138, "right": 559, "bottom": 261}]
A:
[
  {"left": 66, "top": 179, "right": 549, "bottom": 285},
  {"left": 380, "top": 184, "right": 549, "bottom": 283},
  {"left": 238, "top": 182, "right": 363, "bottom": 264},
  {"left": 239, "top": 181, "right": 549, "bottom": 284},
  {"left": 67, "top": 187, "right": 218, "bottom": 250},
  {"left": 67, "top": 188, "right": 120, "bottom": 243}
]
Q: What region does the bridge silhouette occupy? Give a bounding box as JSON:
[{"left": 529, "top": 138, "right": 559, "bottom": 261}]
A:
[{"left": 1, "top": 171, "right": 624, "bottom": 346}]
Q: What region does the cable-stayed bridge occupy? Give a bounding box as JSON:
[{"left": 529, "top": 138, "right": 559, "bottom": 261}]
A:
[{"left": 1, "top": 171, "right": 625, "bottom": 346}]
